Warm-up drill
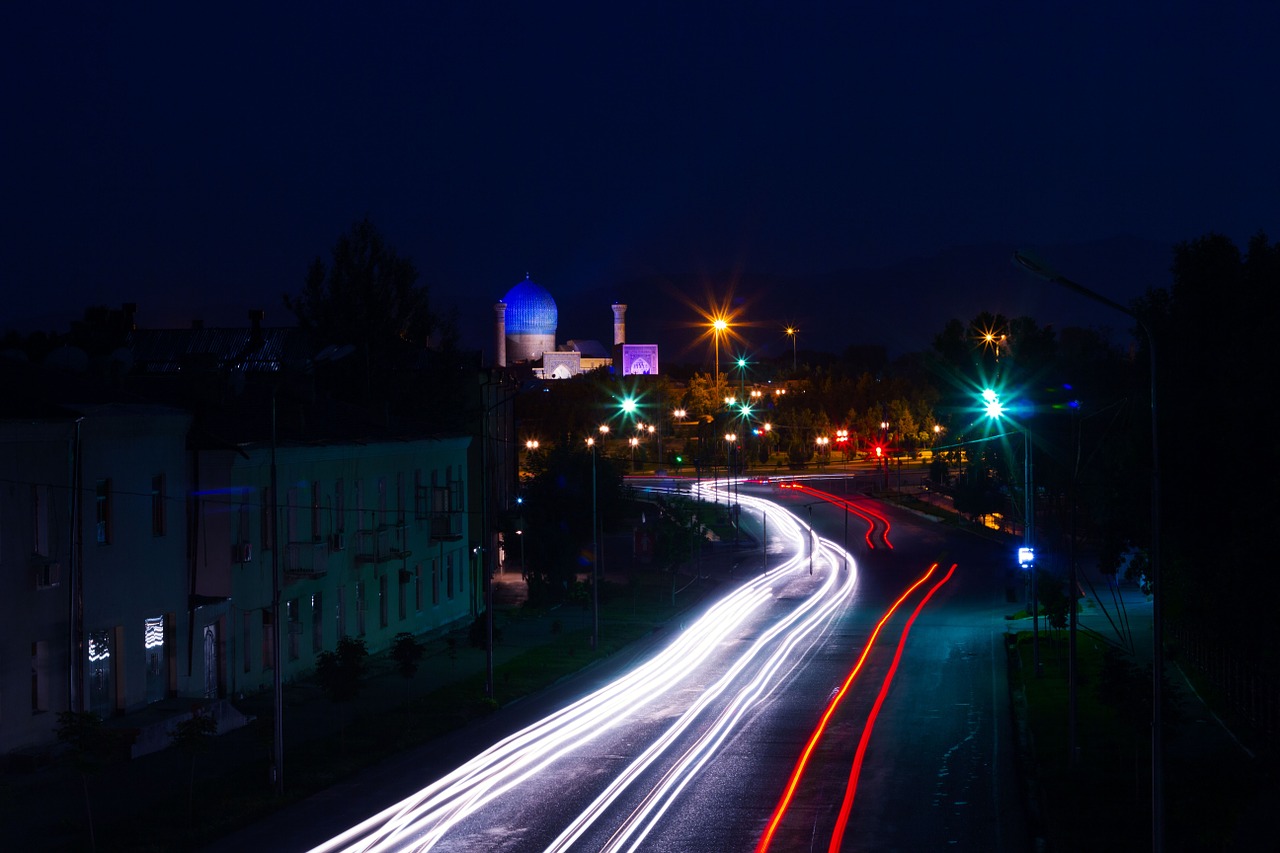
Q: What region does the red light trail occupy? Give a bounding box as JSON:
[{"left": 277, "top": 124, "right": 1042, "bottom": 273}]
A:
[{"left": 756, "top": 561, "right": 959, "bottom": 853}]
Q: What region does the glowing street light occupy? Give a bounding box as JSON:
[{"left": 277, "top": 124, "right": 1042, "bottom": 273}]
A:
[
  {"left": 712, "top": 317, "right": 728, "bottom": 381},
  {"left": 785, "top": 326, "right": 798, "bottom": 372}
]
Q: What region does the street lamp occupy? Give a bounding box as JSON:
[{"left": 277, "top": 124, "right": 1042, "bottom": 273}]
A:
[
  {"left": 586, "top": 432, "right": 603, "bottom": 651},
  {"left": 785, "top": 326, "right": 798, "bottom": 373},
  {"left": 725, "top": 433, "right": 738, "bottom": 543},
  {"left": 984, "top": 387, "right": 1038, "bottom": 674},
  {"left": 515, "top": 528, "right": 525, "bottom": 580},
  {"left": 629, "top": 436, "right": 639, "bottom": 471},
  {"left": 815, "top": 435, "right": 829, "bottom": 467},
  {"left": 1014, "top": 249, "right": 1163, "bottom": 848},
  {"left": 712, "top": 317, "right": 728, "bottom": 381}
]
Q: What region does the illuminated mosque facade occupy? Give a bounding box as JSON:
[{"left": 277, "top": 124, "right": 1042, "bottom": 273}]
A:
[{"left": 493, "top": 276, "right": 658, "bottom": 379}]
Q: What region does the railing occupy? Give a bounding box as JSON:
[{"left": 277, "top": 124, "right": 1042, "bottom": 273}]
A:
[{"left": 284, "top": 541, "right": 328, "bottom": 576}]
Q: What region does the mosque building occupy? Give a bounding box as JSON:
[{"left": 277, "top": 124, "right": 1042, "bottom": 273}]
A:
[{"left": 493, "top": 275, "right": 659, "bottom": 379}]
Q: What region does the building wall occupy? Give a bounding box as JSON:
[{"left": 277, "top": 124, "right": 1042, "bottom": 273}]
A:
[
  {"left": 208, "top": 437, "right": 475, "bottom": 698},
  {"left": 506, "top": 331, "right": 556, "bottom": 364},
  {"left": 1, "top": 410, "right": 478, "bottom": 757},
  {"left": 0, "top": 406, "right": 192, "bottom": 754}
]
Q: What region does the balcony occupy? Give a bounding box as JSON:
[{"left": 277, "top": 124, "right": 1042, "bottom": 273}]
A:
[
  {"left": 430, "top": 513, "right": 462, "bottom": 542},
  {"left": 284, "top": 541, "right": 328, "bottom": 577},
  {"left": 354, "top": 527, "right": 407, "bottom": 564}
]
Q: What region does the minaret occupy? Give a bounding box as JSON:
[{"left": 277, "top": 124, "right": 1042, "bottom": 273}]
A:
[
  {"left": 612, "top": 302, "right": 627, "bottom": 346},
  {"left": 494, "top": 302, "right": 508, "bottom": 367}
]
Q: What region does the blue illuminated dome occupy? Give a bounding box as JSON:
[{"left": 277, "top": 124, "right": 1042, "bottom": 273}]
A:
[{"left": 502, "top": 276, "right": 558, "bottom": 335}]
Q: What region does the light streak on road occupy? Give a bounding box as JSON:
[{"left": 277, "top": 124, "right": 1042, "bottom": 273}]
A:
[
  {"left": 757, "top": 563, "right": 939, "bottom": 852},
  {"left": 828, "top": 563, "right": 957, "bottom": 851},
  {"left": 310, "top": 488, "right": 858, "bottom": 853},
  {"left": 555, "top": 509, "right": 856, "bottom": 851},
  {"left": 782, "top": 482, "right": 893, "bottom": 550}
]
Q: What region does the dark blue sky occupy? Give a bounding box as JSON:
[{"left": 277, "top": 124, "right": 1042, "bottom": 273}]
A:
[{"left": 3, "top": 2, "right": 1276, "bottom": 353}]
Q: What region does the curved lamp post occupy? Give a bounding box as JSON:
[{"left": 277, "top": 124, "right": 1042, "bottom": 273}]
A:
[{"left": 1014, "top": 249, "right": 1163, "bottom": 851}]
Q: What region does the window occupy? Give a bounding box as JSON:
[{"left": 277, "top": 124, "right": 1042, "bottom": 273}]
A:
[
  {"left": 432, "top": 559, "right": 440, "bottom": 606},
  {"left": 311, "top": 482, "right": 321, "bottom": 541},
  {"left": 144, "top": 615, "right": 167, "bottom": 703},
  {"left": 356, "top": 581, "right": 367, "bottom": 637},
  {"left": 95, "top": 479, "right": 112, "bottom": 545},
  {"left": 414, "top": 564, "right": 422, "bottom": 612},
  {"left": 335, "top": 478, "right": 345, "bottom": 533},
  {"left": 379, "top": 573, "right": 389, "bottom": 628},
  {"left": 414, "top": 469, "right": 426, "bottom": 519},
  {"left": 32, "top": 483, "right": 49, "bottom": 556},
  {"left": 261, "top": 610, "right": 274, "bottom": 671},
  {"left": 311, "top": 592, "right": 324, "bottom": 654},
  {"left": 151, "top": 475, "right": 166, "bottom": 537},
  {"left": 237, "top": 503, "right": 251, "bottom": 549},
  {"left": 446, "top": 553, "right": 455, "bottom": 599},
  {"left": 286, "top": 487, "right": 300, "bottom": 545},
  {"left": 399, "top": 568, "right": 409, "bottom": 621},
  {"left": 377, "top": 477, "right": 387, "bottom": 528},
  {"left": 31, "top": 641, "right": 50, "bottom": 713},
  {"left": 88, "top": 629, "right": 113, "bottom": 717},
  {"left": 354, "top": 479, "right": 364, "bottom": 532},
  {"left": 396, "top": 472, "right": 406, "bottom": 526},
  {"left": 287, "top": 599, "right": 301, "bottom": 661},
  {"left": 260, "top": 485, "right": 274, "bottom": 552},
  {"left": 336, "top": 585, "right": 346, "bottom": 641}
]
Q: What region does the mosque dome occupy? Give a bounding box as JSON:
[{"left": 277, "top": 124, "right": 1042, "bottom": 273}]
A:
[{"left": 501, "top": 276, "right": 558, "bottom": 336}]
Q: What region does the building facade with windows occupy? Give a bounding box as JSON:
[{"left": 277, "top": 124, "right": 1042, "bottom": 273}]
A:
[
  {"left": 0, "top": 404, "right": 192, "bottom": 754},
  {"left": 188, "top": 436, "right": 475, "bottom": 700}
]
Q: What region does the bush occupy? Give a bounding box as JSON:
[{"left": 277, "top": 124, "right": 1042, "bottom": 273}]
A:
[{"left": 469, "top": 615, "right": 503, "bottom": 649}]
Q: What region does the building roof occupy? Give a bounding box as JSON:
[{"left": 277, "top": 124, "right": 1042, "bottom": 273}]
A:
[
  {"left": 563, "top": 339, "right": 610, "bottom": 358},
  {"left": 500, "top": 276, "right": 558, "bottom": 336}
]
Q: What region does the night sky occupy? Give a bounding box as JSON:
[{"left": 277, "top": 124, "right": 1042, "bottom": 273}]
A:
[{"left": 4, "top": 2, "right": 1277, "bottom": 358}]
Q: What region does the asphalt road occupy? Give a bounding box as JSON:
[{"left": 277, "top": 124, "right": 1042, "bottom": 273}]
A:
[
  {"left": 759, "top": 481, "right": 1030, "bottom": 851},
  {"left": 228, "top": 476, "right": 1031, "bottom": 852}
]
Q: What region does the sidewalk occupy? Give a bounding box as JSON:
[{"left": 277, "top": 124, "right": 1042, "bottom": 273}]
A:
[{"left": 0, "top": 531, "right": 756, "bottom": 852}]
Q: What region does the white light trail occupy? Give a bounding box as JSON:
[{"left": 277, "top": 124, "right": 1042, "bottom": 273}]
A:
[{"left": 310, "top": 484, "right": 856, "bottom": 853}]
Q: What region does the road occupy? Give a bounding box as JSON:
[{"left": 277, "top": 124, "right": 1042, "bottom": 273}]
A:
[{"left": 307, "top": 475, "right": 1029, "bottom": 852}]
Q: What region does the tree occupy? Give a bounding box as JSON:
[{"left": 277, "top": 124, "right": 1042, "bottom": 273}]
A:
[
  {"left": 391, "top": 632, "right": 425, "bottom": 701},
  {"left": 55, "top": 710, "right": 120, "bottom": 851},
  {"left": 315, "top": 636, "right": 369, "bottom": 746},
  {"left": 170, "top": 707, "right": 217, "bottom": 824},
  {"left": 522, "top": 444, "right": 625, "bottom": 603},
  {"left": 283, "top": 218, "right": 447, "bottom": 398}
]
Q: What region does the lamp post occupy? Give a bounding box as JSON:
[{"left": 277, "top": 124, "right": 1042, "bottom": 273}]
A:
[
  {"left": 586, "top": 433, "right": 601, "bottom": 651},
  {"left": 515, "top": 528, "right": 525, "bottom": 580},
  {"left": 983, "top": 388, "right": 1038, "bottom": 674},
  {"left": 712, "top": 318, "right": 728, "bottom": 382},
  {"left": 269, "top": 391, "right": 283, "bottom": 795},
  {"left": 1014, "top": 250, "right": 1163, "bottom": 849},
  {"left": 880, "top": 421, "right": 890, "bottom": 488},
  {"left": 785, "top": 326, "right": 798, "bottom": 373},
  {"left": 629, "top": 436, "right": 639, "bottom": 472},
  {"left": 725, "top": 433, "right": 738, "bottom": 544}
]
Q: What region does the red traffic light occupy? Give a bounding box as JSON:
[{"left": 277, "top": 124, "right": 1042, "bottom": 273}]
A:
[{"left": 874, "top": 445, "right": 883, "bottom": 457}]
